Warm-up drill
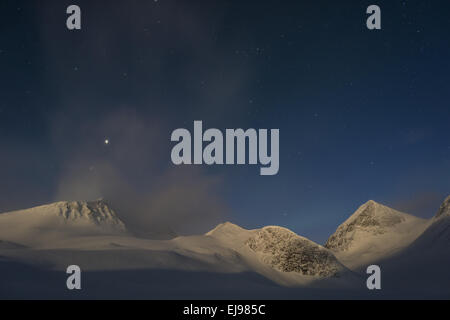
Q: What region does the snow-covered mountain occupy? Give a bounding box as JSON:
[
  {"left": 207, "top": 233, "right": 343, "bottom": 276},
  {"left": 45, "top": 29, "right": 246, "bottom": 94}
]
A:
[
  {"left": 325, "top": 200, "right": 428, "bottom": 269},
  {"left": 205, "top": 222, "right": 351, "bottom": 285},
  {"left": 0, "top": 202, "right": 353, "bottom": 289},
  {"left": 434, "top": 195, "right": 450, "bottom": 219},
  {"left": 1, "top": 196, "right": 449, "bottom": 298},
  {"left": 245, "top": 226, "right": 343, "bottom": 277},
  {"left": 406, "top": 195, "right": 450, "bottom": 250},
  {"left": 0, "top": 199, "right": 128, "bottom": 247},
  {"left": 374, "top": 196, "right": 450, "bottom": 296}
]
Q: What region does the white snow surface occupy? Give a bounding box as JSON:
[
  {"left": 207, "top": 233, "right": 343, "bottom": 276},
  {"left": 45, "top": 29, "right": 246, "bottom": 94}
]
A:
[
  {"left": 407, "top": 195, "right": 450, "bottom": 251},
  {"left": 325, "top": 200, "right": 428, "bottom": 269},
  {"left": 0, "top": 199, "right": 128, "bottom": 247},
  {"left": 1, "top": 196, "right": 449, "bottom": 293},
  {"left": 0, "top": 202, "right": 356, "bottom": 287}
]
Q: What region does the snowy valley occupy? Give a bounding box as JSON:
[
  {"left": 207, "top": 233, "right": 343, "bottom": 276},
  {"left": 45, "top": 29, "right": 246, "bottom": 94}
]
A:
[{"left": 0, "top": 196, "right": 449, "bottom": 299}]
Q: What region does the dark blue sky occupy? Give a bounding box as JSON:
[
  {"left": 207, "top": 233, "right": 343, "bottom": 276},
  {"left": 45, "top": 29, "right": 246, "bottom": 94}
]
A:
[{"left": 0, "top": 0, "right": 449, "bottom": 243}]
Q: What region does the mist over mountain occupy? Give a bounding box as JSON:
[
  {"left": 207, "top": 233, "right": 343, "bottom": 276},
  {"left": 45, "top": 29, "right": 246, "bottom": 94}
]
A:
[{"left": 0, "top": 195, "right": 449, "bottom": 299}]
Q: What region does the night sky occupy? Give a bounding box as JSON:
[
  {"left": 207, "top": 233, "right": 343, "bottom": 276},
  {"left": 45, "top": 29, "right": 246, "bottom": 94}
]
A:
[{"left": 1, "top": 0, "right": 449, "bottom": 243}]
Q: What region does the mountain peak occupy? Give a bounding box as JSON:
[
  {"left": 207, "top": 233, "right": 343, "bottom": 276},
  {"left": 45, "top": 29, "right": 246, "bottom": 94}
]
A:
[
  {"left": 246, "top": 226, "right": 343, "bottom": 277},
  {"left": 359, "top": 199, "right": 388, "bottom": 210},
  {"left": 408, "top": 195, "right": 450, "bottom": 250},
  {"left": 206, "top": 221, "right": 246, "bottom": 236},
  {"left": 325, "top": 200, "right": 425, "bottom": 253},
  {"left": 0, "top": 199, "right": 128, "bottom": 247},
  {"left": 27, "top": 199, "right": 125, "bottom": 226},
  {"left": 344, "top": 200, "right": 407, "bottom": 228},
  {"left": 434, "top": 195, "right": 450, "bottom": 219}
]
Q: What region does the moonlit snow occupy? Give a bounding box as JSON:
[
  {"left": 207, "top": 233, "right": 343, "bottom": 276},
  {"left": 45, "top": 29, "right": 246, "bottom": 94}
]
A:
[{"left": 0, "top": 196, "right": 449, "bottom": 299}]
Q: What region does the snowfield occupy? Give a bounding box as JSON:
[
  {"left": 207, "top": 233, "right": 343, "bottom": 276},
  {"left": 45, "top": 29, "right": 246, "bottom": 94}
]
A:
[
  {"left": 325, "top": 200, "right": 429, "bottom": 269},
  {"left": 0, "top": 196, "right": 449, "bottom": 299},
  {"left": 0, "top": 200, "right": 128, "bottom": 247}
]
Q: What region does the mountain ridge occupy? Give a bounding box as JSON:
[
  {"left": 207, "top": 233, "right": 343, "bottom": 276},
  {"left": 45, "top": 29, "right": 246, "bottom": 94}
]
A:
[
  {"left": 324, "top": 199, "right": 429, "bottom": 268},
  {"left": 0, "top": 196, "right": 449, "bottom": 290},
  {"left": 434, "top": 195, "right": 450, "bottom": 220},
  {"left": 0, "top": 199, "right": 128, "bottom": 247}
]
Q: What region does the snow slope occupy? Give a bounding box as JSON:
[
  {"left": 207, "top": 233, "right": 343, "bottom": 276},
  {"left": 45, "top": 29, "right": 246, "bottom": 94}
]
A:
[
  {"left": 0, "top": 199, "right": 128, "bottom": 247},
  {"left": 407, "top": 195, "right": 450, "bottom": 251},
  {"left": 374, "top": 196, "right": 450, "bottom": 297},
  {"left": 1, "top": 197, "right": 449, "bottom": 298},
  {"left": 325, "top": 200, "right": 428, "bottom": 269},
  {"left": 205, "top": 223, "right": 354, "bottom": 286},
  {"left": 0, "top": 202, "right": 354, "bottom": 288},
  {"left": 434, "top": 195, "right": 450, "bottom": 219},
  {"left": 245, "top": 226, "right": 343, "bottom": 277}
]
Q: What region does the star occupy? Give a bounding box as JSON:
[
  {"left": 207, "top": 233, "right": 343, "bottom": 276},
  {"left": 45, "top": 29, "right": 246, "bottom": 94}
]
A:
[{"left": 104, "top": 139, "right": 110, "bottom": 145}]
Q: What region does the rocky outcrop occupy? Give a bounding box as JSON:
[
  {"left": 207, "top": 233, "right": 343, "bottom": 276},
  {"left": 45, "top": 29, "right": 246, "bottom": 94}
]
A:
[{"left": 246, "top": 226, "right": 342, "bottom": 277}]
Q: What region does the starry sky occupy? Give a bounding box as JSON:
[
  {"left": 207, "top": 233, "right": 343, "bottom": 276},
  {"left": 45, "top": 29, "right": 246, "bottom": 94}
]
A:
[{"left": 0, "top": 0, "right": 449, "bottom": 243}]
